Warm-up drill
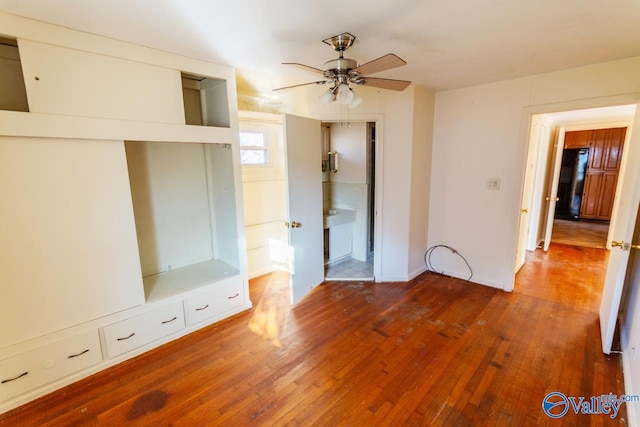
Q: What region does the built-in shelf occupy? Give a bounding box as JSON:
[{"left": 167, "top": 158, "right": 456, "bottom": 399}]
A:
[
  {"left": 0, "top": 37, "right": 29, "bottom": 112},
  {"left": 181, "top": 72, "right": 230, "bottom": 128},
  {"left": 143, "top": 259, "right": 240, "bottom": 302},
  {"left": 125, "top": 140, "right": 241, "bottom": 303}
]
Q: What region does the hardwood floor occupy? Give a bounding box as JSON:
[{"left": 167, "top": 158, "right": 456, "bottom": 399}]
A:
[
  {"left": 0, "top": 244, "right": 625, "bottom": 426},
  {"left": 551, "top": 219, "right": 609, "bottom": 249}
]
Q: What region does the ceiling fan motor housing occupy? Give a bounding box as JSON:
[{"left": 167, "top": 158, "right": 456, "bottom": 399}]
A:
[{"left": 322, "top": 32, "right": 356, "bottom": 52}]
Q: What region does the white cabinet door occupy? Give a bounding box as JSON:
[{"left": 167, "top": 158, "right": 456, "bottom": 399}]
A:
[
  {"left": 18, "top": 40, "right": 184, "bottom": 124},
  {"left": 283, "top": 114, "right": 324, "bottom": 304},
  {"left": 0, "top": 137, "right": 145, "bottom": 348}
]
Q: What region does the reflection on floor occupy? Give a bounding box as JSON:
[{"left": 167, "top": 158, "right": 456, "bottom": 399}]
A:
[
  {"left": 551, "top": 219, "right": 609, "bottom": 249},
  {"left": 325, "top": 256, "right": 373, "bottom": 281}
]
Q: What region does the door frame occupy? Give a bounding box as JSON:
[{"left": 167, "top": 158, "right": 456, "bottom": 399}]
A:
[
  {"left": 509, "top": 94, "right": 640, "bottom": 292},
  {"left": 310, "top": 113, "right": 384, "bottom": 281}
]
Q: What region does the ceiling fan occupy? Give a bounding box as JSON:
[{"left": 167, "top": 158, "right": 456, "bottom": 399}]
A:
[{"left": 273, "top": 32, "right": 411, "bottom": 107}]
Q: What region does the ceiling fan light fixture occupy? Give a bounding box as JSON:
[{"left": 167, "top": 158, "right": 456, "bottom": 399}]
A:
[
  {"left": 349, "top": 89, "right": 362, "bottom": 108},
  {"left": 336, "top": 83, "right": 354, "bottom": 105},
  {"left": 319, "top": 87, "right": 336, "bottom": 105}
]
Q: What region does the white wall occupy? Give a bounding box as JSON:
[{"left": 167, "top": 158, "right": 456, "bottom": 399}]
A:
[
  {"left": 408, "top": 86, "right": 435, "bottom": 278},
  {"left": 329, "top": 122, "right": 367, "bottom": 184},
  {"left": 430, "top": 56, "right": 640, "bottom": 289}
]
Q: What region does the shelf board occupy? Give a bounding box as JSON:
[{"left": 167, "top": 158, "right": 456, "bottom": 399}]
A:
[{"left": 143, "top": 259, "right": 240, "bottom": 302}]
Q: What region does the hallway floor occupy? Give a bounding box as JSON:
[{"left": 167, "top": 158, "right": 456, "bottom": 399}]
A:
[{"left": 551, "top": 218, "right": 609, "bottom": 249}]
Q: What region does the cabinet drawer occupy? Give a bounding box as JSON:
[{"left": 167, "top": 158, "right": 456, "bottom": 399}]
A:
[
  {"left": 184, "top": 280, "right": 245, "bottom": 326},
  {"left": 102, "top": 302, "right": 185, "bottom": 359},
  {"left": 0, "top": 330, "right": 102, "bottom": 402}
]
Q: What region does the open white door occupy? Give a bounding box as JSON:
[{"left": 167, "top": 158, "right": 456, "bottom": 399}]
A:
[
  {"left": 542, "top": 128, "right": 566, "bottom": 251},
  {"left": 515, "top": 117, "right": 541, "bottom": 271},
  {"left": 600, "top": 112, "right": 640, "bottom": 353},
  {"left": 283, "top": 114, "right": 324, "bottom": 304}
]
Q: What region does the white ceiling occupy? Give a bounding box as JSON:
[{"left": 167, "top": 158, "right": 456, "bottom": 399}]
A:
[{"left": 1, "top": 0, "right": 640, "bottom": 96}]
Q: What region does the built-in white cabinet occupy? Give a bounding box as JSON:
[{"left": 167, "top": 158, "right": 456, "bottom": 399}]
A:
[
  {"left": 0, "top": 37, "right": 28, "bottom": 112},
  {"left": 328, "top": 222, "right": 354, "bottom": 262},
  {"left": 18, "top": 39, "right": 185, "bottom": 124},
  {"left": 102, "top": 302, "right": 186, "bottom": 359},
  {"left": 0, "top": 330, "right": 102, "bottom": 403},
  {"left": 125, "top": 140, "right": 241, "bottom": 297},
  {"left": 182, "top": 73, "right": 230, "bottom": 128},
  {"left": 0, "top": 11, "right": 249, "bottom": 415},
  {"left": 184, "top": 278, "right": 246, "bottom": 326},
  {"left": 0, "top": 137, "right": 145, "bottom": 347}
]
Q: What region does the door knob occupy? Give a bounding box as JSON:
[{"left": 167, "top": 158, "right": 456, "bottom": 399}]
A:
[
  {"left": 611, "top": 241, "right": 631, "bottom": 250},
  {"left": 285, "top": 221, "right": 302, "bottom": 229}
]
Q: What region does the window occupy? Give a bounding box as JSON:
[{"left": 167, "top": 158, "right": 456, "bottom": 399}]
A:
[{"left": 239, "top": 131, "right": 268, "bottom": 165}]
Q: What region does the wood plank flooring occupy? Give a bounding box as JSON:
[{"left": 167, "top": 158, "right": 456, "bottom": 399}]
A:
[
  {"left": 552, "top": 219, "right": 609, "bottom": 249},
  {"left": 0, "top": 244, "right": 625, "bottom": 426}
]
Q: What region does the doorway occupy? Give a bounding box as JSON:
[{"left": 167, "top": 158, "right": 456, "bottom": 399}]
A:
[
  {"left": 516, "top": 104, "right": 636, "bottom": 277},
  {"left": 322, "top": 121, "right": 376, "bottom": 281},
  {"left": 238, "top": 111, "right": 383, "bottom": 299}
]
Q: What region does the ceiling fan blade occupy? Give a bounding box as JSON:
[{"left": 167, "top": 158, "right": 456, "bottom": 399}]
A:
[
  {"left": 352, "top": 53, "right": 407, "bottom": 76},
  {"left": 273, "top": 80, "right": 328, "bottom": 91},
  {"left": 361, "top": 77, "right": 411, "bottom": 91},
  {"left": 282, "top": 62, "right": 325, "bottom": 74}
]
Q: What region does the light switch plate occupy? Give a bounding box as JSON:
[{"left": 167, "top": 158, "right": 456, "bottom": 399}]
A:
[{"left": 487, "top": 178, "right": 500, "bottom": 190}]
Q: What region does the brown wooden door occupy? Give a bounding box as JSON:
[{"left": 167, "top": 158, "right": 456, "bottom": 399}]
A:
[
  {"left": 579, "top": 127, "right": 626, "bottom": 220},
  {"left": 596, "top": 172, "right": 619, "bottom": 219},
  {"left": 564, "top": 130, "right": 592, "bottom": 148},
  {"left": 581, "top": 171, "right": 602, "bottom": 218},
  {"left": 587, "top": 129, "right": 607, "bottom": 169},
  {"left": 603, "top": 128, "right": 625, "bottom": 170}
]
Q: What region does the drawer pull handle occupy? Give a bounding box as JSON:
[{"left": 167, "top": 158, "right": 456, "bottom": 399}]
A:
[
  {"left": 117, "top": 332, "right": 136, "bottom": 341},
  {"left": 228, "top": 293, "right": 240, "bottom": 299},
  {"left": 68, "top": 349, "right": 90, "bottom": 359},
  {"left": 196, "top": 304, "right": 209, "bottom": 311},
  {"left": 162, "top": 316, "right": 177, "bottom": 324},
  {"left": 2, "top": 371, "right": 28, "bottom": 384}
]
